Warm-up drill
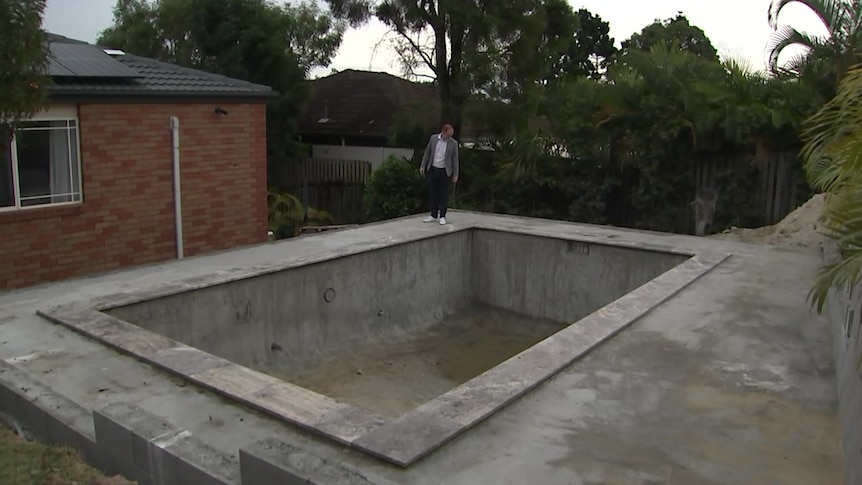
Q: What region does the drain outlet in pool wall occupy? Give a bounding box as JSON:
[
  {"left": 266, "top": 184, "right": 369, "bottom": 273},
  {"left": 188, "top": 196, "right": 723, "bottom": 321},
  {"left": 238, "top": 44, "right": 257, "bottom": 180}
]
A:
[
  {"left": 324, "top": 288, "right": 336, "bottom": 302},
  {"left": 567, "top": 241, "right": 590, "bottom": 255}
]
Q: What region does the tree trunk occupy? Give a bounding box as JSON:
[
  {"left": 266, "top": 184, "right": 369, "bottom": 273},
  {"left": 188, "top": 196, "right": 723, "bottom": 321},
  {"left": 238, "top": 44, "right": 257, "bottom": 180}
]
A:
[
  {"left": 448, "top": 17, "right": 466, "bottom": 141},
  {"left": 432, "top": 2, "right": 449, "bottom": 121},
  {"left": 425, "top": 0, "right": 471, "bottom": 141}
]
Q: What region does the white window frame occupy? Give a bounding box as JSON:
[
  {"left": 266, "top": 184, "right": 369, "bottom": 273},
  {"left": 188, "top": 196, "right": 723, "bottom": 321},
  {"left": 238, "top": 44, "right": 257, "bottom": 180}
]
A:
[{"left": 1, "top": 105, "right": 83, "bottom": 212}]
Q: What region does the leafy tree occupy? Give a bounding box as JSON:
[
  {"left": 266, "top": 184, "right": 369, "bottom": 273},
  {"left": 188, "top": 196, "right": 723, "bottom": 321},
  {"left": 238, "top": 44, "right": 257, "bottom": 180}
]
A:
[
  {"left": 766, "top": 0, "right": 862, "bottom": 91},
  {"left": 597, "top": 44, "right": 714, "bottom": 230},
  {"left": 324, "top": 0, "right": 473, "bottom": 137},
  {"left": 98, "top": 0, "right": 344, "bottom": 77},
  {"left": 619, "top": 13, "right": 719, "bottom": 62},
  {"left": 0, "top": 0, "right": 50, "bottom": 132},
  {"left": 468, "top": 10, "right": 617, "bottom": 174},
  {"left": 0, "top": 0, "right": 50, "bottom": 209},
  {"left": 574, "top": 8, "right": 617, "bottom": 79},
  {"left": 801, "top": 65, "right": 862, "bottom": 311},
  {"left": 455, "top": 5, "right": 616, "bottom": 175},
  {"left": 687, "top": 57, "right": 822, "bottom": 157},
  {"left": 531, "top": 22, "right": 824, "bottom": 232},
  {"left": 469, "top": 0, "right": 579, "bottom": 100},
  {"left": 283, "top": 2, "right": 347, "bottom": 74},
  {"left": 96, "top": 0, "right": 165, "bottom": 62},
  {"left": 435, "top": 9, "right": 826, "bottom": 238},
  {"left": 323, "top": 0, "right": 580, "bottom": 139},
  {"left": 550, "top": 8, "right": 617, "bottom": 81}
]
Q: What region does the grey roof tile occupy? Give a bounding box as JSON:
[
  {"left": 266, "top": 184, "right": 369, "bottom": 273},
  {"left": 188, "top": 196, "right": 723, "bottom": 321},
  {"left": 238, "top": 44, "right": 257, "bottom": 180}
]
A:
[
  {"left": 297, "top": 69, "right": 488, "bottom": 140},
  {"left": 298, "top": 69, "right": 439, "bottom": 138},
  {"left": 46, "top": 33, "right": 275, "bottom": 100}
]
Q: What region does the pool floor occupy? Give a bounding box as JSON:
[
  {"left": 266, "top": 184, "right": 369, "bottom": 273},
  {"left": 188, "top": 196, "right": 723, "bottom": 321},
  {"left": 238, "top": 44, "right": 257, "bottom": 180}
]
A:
[{"left": 284, "top": 302, "right": 567, "bottom": 417}]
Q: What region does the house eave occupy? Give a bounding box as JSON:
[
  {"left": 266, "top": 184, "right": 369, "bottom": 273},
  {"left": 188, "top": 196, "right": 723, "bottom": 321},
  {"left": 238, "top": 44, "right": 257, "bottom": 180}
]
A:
[{"left": 48, "top": 89, "right": 277, "bottom": 103}]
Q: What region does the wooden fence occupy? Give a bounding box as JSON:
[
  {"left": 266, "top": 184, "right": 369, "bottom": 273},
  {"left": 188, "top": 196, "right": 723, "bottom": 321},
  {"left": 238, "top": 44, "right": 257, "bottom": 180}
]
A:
[
  {"left": 694, "top": 151, "right": 811, "bottom": 226},
  {"left": 271, "top": 158, "right": 372, "bottom": 224},
  {"left": 271, "top": 152, "right": 809, "bottom": 229}
]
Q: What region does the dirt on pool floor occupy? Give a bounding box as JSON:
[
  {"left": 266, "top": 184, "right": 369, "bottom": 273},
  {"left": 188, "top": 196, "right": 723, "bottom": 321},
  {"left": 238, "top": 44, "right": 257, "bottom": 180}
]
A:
[{"left": 285, "top": 303, "right": 569, "bottom": 418}]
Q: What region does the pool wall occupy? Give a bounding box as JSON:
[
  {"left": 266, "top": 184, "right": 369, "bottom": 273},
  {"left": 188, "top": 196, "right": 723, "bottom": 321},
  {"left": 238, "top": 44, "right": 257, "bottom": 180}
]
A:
[
  {"left": 472, "top": 230, "right": 689, "bottom": 322},
  {"left": 107, "top": 231, "right": 472, "bottom": 373},
  {"left": 107, "top": 229, "right": 687, "bottom": 376}
]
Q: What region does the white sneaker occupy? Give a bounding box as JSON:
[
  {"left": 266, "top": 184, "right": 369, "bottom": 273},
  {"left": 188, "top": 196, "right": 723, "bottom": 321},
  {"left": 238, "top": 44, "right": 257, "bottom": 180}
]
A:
[
  {"left": 439, "top": 217, "right": 447, "bottom": 225},
  {"left": 423, "top": 216, "right": 437, "bottom": 223}
]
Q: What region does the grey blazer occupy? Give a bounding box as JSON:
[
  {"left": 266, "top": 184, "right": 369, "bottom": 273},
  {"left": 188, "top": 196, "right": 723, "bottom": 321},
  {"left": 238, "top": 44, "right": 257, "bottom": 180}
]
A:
[{"left": 420, "top": 134, "right": 460, "bottom": 178}]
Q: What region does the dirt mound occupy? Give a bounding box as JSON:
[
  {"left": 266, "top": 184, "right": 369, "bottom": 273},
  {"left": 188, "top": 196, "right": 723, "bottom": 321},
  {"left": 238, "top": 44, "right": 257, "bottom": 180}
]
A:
[{"left": 710, "top": 193, "right": 826, "bottom": 250}]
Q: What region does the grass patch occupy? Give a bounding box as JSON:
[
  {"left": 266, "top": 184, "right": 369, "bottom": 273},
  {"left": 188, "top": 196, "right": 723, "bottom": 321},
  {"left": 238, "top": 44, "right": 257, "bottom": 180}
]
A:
[{"left": 0, "top": 420, "right": 133, "bottom": 485}]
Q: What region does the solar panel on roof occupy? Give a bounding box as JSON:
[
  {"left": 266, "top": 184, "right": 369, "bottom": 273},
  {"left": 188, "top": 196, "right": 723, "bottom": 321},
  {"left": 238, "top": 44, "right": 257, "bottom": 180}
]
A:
[
  {"left": 48, "top": 43, "right": 141, "bottom": 79},
  {"left": 47, "top": 57, "right": 75, "bottom": 77}
]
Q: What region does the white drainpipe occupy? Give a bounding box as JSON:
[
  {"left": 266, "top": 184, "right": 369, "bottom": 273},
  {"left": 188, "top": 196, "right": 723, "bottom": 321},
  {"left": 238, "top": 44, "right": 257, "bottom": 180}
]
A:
[{"left": 170, "top": 116, "right": 184, "bottom": 259}]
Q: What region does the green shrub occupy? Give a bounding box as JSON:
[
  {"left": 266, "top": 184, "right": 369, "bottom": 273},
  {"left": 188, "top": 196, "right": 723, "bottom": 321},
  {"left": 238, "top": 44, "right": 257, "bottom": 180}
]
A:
[
  {"left": 267, "top": 189, "right": 333, "bottom": 239},
  {"left": 363, "top": 155, "right": 427, "bottom": 221}
]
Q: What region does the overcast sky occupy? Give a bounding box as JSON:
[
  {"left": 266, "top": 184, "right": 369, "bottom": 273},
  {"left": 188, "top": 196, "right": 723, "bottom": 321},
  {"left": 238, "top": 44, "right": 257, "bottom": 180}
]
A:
[{"left": 43, "top": 0, "right": 828, "bottom": 78}]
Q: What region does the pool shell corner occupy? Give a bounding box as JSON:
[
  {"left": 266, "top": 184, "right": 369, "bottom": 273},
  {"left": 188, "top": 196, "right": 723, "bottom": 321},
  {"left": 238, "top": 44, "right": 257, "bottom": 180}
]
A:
[{"left": 36, "top": 223, "right": 730, "bottom": 468}]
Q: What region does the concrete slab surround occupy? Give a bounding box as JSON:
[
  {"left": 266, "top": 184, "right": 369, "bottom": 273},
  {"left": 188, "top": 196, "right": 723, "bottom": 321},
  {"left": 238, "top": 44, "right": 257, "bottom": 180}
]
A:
[
  {"left": 0, "top": 212, "right": 846, "bottom": 484},
  {"left": 36, "top": 221, "right": 726, "bottom": 468}
]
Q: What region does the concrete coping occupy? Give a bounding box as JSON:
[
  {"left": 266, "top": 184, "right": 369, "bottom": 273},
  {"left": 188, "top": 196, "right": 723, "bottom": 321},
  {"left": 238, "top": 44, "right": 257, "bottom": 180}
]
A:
[{"left": 36, "top": 219, "right": 731, "bottom": 467}]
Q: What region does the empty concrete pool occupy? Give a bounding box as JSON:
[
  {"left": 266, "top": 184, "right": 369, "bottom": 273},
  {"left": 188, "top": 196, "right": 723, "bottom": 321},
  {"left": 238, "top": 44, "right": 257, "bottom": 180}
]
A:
[{"left": 38, "top": 225, "right": 727, "bottom": 466}]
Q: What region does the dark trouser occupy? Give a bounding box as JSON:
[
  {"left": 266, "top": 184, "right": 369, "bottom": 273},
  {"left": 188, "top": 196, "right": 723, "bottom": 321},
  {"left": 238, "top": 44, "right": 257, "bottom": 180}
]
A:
[{"left": 428, "top": 166, "right": 449, "bottom": 218}]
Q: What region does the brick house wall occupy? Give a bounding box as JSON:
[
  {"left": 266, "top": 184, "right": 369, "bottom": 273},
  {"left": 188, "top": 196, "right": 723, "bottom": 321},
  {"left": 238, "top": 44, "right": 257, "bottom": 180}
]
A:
[{"left": 0, "top": 102, "right": 268, "bottom": 291}]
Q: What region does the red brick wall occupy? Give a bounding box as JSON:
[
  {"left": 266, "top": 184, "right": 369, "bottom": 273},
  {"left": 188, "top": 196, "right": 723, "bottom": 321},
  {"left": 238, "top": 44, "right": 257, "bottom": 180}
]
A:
[{"left": 0, "top": 102, "right": 268, "bottom": 291}]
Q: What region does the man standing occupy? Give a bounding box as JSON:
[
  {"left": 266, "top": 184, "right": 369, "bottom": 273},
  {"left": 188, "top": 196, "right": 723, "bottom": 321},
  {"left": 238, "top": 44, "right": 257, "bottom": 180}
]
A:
[{"left": 419, "top": 124, "right": 459, "bottom": 225}]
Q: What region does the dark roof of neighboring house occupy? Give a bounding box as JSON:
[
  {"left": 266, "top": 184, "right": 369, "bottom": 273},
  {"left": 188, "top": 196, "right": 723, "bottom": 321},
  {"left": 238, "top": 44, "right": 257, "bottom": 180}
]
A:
[
  {"left": 45, "top": 33, "right": 275, "bottom": 100},
  {"left": 297, "top": 69, "right": 440, "bottom": 139}
]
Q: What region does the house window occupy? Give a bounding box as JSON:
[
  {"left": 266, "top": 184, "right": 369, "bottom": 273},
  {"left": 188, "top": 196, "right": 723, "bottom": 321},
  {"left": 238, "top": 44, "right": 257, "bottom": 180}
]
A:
[{"left": 1, "top": 118, "right": 82, "bottom": 210}]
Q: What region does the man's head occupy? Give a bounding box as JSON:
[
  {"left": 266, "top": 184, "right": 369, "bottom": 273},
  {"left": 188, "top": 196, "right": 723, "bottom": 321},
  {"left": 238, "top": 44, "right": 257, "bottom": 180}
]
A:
[{"left": 440, "top": 124, "right": 454, "bottom": 139}]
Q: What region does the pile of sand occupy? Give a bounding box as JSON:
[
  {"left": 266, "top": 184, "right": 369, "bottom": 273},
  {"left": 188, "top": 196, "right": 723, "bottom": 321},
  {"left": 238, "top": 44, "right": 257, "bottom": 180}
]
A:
[{"left": 710, "top": 193, "right": 826, "bottom": 250}]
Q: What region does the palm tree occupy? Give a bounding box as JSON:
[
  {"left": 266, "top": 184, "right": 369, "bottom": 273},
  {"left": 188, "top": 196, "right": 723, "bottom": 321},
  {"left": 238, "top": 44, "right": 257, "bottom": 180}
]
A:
[
  {"left": 801, "top": 64, "right": 862, "bottom": 312},
  {"left": 690, "top": 55, "right": 823, "bottom": 159},
  {"left": 766, "top": 0, "right": 862, "bottom": 85}
]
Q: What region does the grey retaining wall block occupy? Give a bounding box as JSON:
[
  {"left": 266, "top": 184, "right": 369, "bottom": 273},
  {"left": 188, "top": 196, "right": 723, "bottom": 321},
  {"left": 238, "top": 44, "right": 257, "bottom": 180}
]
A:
[
  {"left": 239, "top": 437, "right": 395, "bottom": 485},
  {"left": 0, "top": 361, "right": 101, "bottom": 468},
  {"left": 93, "top": 402, "right": 238, "bottom": 484},
  {"left": 0, "top": 361, "right": 391, "bottom": 485},
  {"left": 822, "top": 241, "right": 862, "bottom": 485}
]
